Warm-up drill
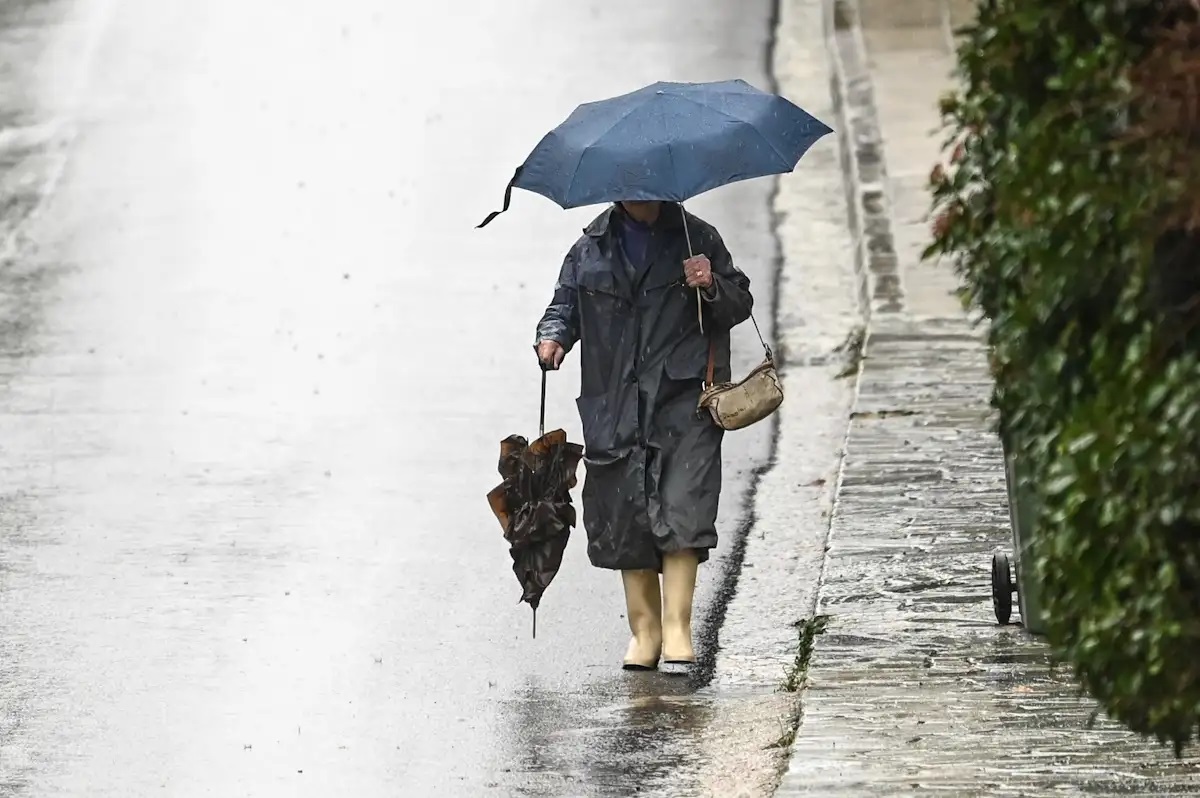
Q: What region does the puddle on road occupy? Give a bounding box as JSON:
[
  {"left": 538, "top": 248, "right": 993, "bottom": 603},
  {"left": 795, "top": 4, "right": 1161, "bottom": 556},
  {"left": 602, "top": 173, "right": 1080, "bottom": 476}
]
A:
[{"left": 494, "top": 674, "right": 758, "bottom": 797}]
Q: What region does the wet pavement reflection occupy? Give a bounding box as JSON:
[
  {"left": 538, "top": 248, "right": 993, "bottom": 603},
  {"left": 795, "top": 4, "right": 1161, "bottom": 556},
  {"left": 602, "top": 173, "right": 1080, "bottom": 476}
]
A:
[
  {"left": 499, "top": 675, "right": 715, "bottom": 797},
  {"left": 0, "top": 0, "right": 778, "bottom": 795}
]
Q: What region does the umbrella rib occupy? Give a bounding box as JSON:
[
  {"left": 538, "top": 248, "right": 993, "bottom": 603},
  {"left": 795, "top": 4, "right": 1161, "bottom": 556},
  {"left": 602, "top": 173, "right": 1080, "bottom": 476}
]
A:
[
  {"left": 665, "top": 139, "right": 682, "bottom": 202},
  {"left": 657, "top": 92, "right": 795, "bottom": 171},
  {"left": 562, "top": 99, "right": 656, "bottom": 205}
]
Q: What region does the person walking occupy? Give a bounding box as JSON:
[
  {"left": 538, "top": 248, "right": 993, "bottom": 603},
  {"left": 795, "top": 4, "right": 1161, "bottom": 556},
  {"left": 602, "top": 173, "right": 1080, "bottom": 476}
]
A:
[{"left": 534, "top": 199, "right": 753, "bottom": 670}]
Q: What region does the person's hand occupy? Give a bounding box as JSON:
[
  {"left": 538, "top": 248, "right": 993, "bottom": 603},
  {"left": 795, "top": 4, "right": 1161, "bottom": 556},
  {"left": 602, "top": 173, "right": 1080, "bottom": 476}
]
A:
[
  {"left": 537, "top": 339, "right": 565, "bottom": 370},
  {"left": 684, "top": 255, "right": 713, "bottom": 289}
]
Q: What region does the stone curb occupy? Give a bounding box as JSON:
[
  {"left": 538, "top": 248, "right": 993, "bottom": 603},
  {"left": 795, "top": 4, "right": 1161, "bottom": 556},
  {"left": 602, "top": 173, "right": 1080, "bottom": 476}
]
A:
[{"left": 823, "top": 0, "right": 904, "bottom": 317}]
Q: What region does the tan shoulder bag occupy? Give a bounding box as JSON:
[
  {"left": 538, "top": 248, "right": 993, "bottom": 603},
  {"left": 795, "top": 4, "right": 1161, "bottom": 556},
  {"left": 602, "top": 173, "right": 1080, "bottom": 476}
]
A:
[{"left": 696, "top": 315, "right": 783, "bottom": 431}]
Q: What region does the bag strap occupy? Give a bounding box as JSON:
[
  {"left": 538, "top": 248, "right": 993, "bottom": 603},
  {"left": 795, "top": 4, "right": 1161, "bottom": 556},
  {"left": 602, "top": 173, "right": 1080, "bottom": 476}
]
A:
[
  {"left": 706, "top": 338, "right": 716, "bottom": 387},
  {"left": 748, "top": 312, "right": 772, "bottom": 361},
  {"left": 703, "top": 311, "right": 773, "bottom": 389},
  {"left": 681, "top": 207, "right": 773, "bottom": 369}
]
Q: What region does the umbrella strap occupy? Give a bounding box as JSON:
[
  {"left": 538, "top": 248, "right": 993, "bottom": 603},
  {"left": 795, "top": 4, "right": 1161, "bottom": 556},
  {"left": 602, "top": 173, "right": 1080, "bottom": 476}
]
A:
[{"left": 476, "top": 165, "right": 524, "bottom": 229}]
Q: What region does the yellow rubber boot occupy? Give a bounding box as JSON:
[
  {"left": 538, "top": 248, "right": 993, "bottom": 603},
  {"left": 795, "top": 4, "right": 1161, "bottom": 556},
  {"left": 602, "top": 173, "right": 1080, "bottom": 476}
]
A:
[
  {"left": 661, "top": 550, "right": 699, "bottom": 664},
  {"left": 621, "top": 570, "right": 663, "bottom": 670}
]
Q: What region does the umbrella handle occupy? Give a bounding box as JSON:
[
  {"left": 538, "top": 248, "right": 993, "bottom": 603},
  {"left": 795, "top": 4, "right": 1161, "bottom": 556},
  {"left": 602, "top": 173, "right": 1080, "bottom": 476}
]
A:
[
  {"left": 539, "top": 365, "right": 547, "bottom": 439},
  {"left": 681, "top": 205, "right": 705, "bottom": 336}
]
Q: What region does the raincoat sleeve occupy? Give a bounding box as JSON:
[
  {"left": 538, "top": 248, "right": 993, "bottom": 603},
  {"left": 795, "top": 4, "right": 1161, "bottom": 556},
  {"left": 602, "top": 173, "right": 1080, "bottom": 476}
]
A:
[
  {"left": 699, "top": 229, "right": 753, "bottom": 330},
  {"left": 534, "top": 247, "right": 581, "bottom": 352}
]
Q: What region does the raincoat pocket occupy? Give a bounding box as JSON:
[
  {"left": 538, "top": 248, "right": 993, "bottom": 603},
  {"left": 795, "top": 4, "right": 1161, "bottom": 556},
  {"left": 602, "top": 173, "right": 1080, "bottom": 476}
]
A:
[
  {"left": 575, "top": 391, "right": 638, "bottom": 463},
  {"left": 577, "top": 269, "right": 629, "bottom": 332},
  {"left": 577, "top": 268, "right": 625, "bottom": 301}
]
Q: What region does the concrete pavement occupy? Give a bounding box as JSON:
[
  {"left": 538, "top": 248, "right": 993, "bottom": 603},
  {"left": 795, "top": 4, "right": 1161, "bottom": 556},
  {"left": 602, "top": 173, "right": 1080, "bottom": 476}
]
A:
[{"left": 777, "top": 0, "right": 1200, "bottom": 793}]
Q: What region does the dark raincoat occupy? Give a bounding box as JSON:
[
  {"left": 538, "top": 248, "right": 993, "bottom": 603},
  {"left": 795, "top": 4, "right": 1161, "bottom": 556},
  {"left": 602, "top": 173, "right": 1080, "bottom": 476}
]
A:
[{"left": 535, "top": 203, "right": 753, "bottom": 571}]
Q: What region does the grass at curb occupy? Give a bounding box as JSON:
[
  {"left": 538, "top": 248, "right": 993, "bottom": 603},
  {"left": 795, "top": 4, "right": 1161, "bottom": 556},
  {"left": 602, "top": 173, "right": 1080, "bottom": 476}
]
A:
[
  {"left": 768, "top": 721, "right": 798, "bottom": 751},
  {"left": 766, "top": 614, "right": 831, "bottom": 750},
  {"left": 781, "top": 614, "right": 830, "bottom": 692},
  {"left": 835, "top": 326, "right": 865, "bottom": 378}
]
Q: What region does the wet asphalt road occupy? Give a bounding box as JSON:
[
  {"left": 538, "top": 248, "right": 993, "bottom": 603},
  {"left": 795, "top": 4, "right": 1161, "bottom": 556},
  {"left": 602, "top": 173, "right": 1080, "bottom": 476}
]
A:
[{"left": 0, "top": 1, "right": 777, "bottom": 795}]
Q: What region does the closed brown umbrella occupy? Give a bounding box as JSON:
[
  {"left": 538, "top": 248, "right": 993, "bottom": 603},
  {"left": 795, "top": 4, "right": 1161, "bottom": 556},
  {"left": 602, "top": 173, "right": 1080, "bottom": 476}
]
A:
[{"left": 486, "top": 369, "right": 583, "bottom": 637}]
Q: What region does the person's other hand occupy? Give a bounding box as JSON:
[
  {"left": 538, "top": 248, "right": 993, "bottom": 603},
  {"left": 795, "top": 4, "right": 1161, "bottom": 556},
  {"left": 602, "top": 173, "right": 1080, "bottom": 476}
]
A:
[
  {"left": 684, "top": 255, "right": 713, "bottom": 289},
  {"left": 537, "top": 340, "right": 565, "bottom": 370}
]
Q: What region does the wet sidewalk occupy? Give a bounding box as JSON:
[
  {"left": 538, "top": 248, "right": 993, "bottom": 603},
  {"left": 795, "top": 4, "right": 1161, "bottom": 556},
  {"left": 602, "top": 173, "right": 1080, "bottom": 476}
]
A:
[{"left": 777, "top": 0, "right": 1200, "bottom": 793}]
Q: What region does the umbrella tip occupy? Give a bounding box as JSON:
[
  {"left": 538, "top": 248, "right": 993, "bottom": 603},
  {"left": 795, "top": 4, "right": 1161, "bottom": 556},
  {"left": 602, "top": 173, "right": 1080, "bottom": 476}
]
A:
[{"left": 532, "top": 606, "right": 537, "bottom": 639}]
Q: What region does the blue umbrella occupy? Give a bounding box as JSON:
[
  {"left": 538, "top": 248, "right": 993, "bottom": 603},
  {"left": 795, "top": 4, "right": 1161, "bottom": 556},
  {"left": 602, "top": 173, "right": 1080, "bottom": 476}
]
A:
[{"left": 477, "top": 79, "right": 832, "bottom": 227}]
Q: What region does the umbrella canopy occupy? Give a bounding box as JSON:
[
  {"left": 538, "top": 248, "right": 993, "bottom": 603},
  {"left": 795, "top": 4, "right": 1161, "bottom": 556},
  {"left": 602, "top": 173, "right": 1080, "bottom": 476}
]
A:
[
  {"left": 486, "top": 428, "right": 584, "bottom": 637},
  {"left": 477, "top": 79, "right": 832, "bottom": 226}
]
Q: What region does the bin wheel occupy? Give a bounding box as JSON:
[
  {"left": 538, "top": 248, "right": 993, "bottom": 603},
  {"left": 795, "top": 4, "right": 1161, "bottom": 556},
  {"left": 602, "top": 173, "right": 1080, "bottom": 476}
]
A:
[{"left": 991, "top": 552, "right": 1014, "bottom": 625}]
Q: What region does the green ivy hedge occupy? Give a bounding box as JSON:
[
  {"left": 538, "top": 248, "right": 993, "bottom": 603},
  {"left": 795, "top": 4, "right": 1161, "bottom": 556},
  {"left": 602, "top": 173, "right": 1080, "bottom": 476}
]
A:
[{"left": 928, "top": 0, "right": 1200, "bottom": 751}]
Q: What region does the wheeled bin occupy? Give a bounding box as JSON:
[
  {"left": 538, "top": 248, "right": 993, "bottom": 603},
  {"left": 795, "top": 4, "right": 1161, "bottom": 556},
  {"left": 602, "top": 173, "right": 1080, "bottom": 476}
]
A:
[{"left": 991, "top": 444, "right": 1047, "bottom": 635}]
